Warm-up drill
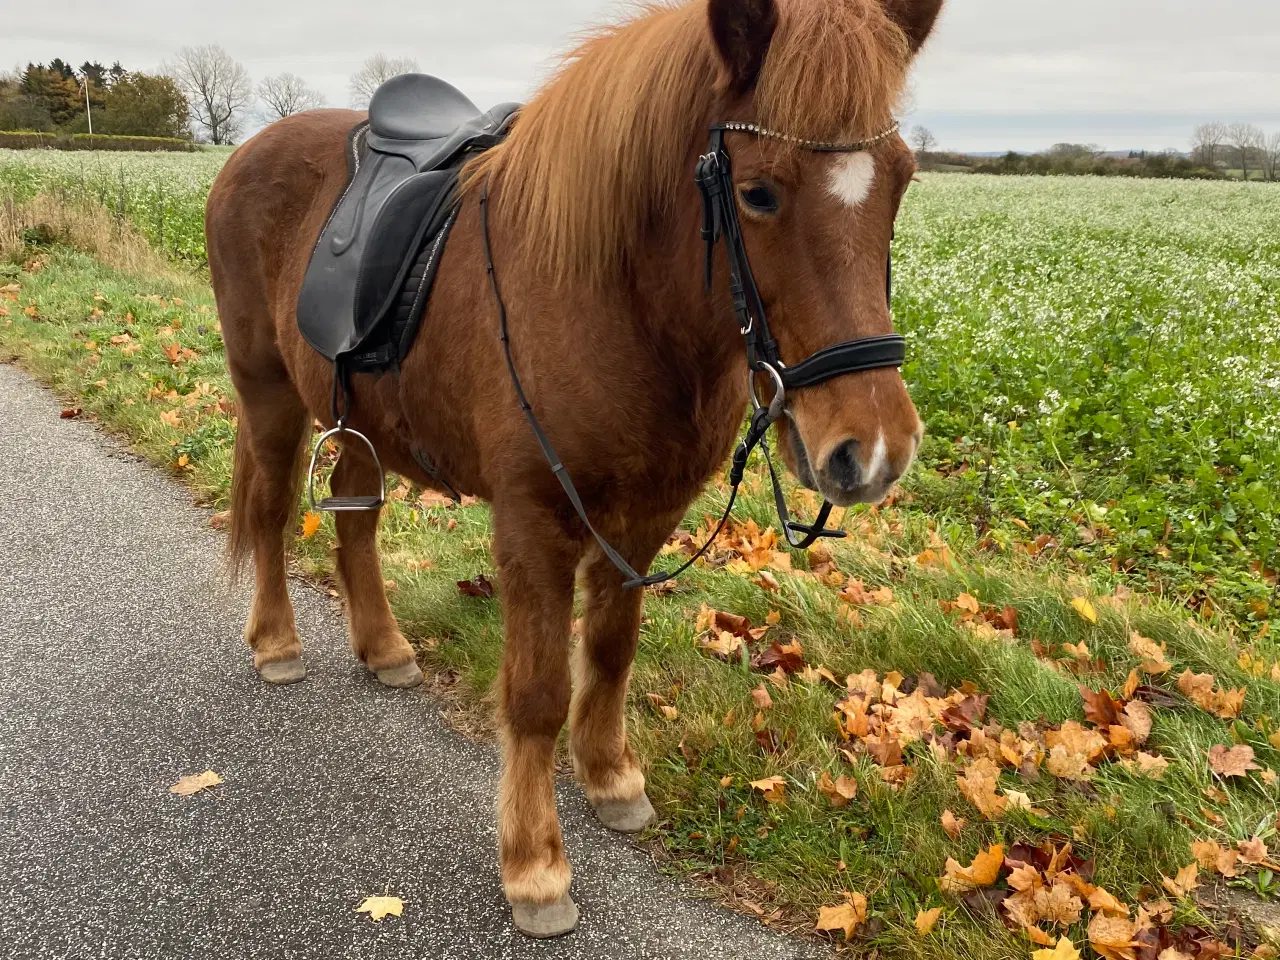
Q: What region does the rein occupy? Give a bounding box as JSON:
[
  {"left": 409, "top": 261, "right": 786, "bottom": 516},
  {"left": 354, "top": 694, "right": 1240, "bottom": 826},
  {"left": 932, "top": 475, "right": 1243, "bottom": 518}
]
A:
[{"left": 480, "top": 118, "right": 906, "bottom": 589}]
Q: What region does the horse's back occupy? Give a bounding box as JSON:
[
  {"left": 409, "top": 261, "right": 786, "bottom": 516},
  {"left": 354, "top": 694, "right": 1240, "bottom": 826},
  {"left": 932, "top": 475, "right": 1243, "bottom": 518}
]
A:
[{"left": 207, "top": 110, "right": 362, "bottom": 372}]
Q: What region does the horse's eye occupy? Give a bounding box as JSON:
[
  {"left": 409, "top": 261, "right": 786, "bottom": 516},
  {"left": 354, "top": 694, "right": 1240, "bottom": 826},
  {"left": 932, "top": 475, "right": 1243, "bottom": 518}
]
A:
[{"left": 739, "top": 182, "right": 779, "bottom": 215}]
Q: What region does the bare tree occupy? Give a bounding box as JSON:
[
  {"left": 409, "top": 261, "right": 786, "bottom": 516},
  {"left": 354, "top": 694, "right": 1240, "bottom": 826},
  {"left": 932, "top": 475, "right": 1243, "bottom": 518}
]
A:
[
  {"left": 258, "top": 73, "right": 326, "bottom": 121},
  {"left": 1191, "top": 122, "right": 1227, "bottom": 170},
  {"left": 163, "top": 45, "right": 253, "bottom": 145},
  {"left": 909, "top": 125, "right": 938, "bottom": 155},
  {"left": 1226, "top": 122, "right": 1265, "bottom": 181},
  {"left": 1263, "top": 131, "right": 1280, "bottom": 182},
  {"left": 348, "top": 53, "right": 418, "bottom": 109}
]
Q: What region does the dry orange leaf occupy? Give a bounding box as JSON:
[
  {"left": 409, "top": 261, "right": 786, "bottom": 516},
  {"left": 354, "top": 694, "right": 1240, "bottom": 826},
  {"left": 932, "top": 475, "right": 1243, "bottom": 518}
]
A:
[
  {"left": 939, "top": 844, "right": 1004, "bottom": 892},
  {"left": 1087, "top": 886, "right": 1129, "bottom": 916},
  {"left": 301, "top": 512, "right": 322, "bottom": 539},
  {"left": 956, "top": 758, "right": 1007, "bottom": 819},
  {"left": 170, "top": 770, "right": 223, "bottom": 796},
  {"left": 1238, "top": 836, "right": 1271, "bottom": 866},
  {"left": 1033, "top": 938, "right": 1082, "bottom": 960},
  {"left": 749, "top": 776, "right": 787, "bottom": 804},
  {"left": 1161, "top": 863, "right": 1200, "bottom": 898},
  {"left": 815, "top": 892, "right": 867, "bottom": 940},
  {"left": 751, "top": 684, "right": 773, "bottom": 710},
  {"left": 1088, "top": 912, "right": 1138, "bottom": 960},
  {"left": 914, "top": 907, "right": 942, "bottom": 935},
  {"left": 817, "top": 771, "right": 858, "bottom": 808},
  {"left": 941, "top": 809, "right": 965, "bottom": 840},
  {"left": 1208, "top": 744, "right": 1261, "bottom": 778},
  {"left": 1127, "top": 632, "right": 1172, "bottom": 674}
]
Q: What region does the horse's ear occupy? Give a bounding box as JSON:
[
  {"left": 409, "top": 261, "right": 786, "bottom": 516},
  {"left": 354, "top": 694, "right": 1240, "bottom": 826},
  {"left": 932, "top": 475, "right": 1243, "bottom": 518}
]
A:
[
  {"left": 708, "top": 0, "right": 779, "bottom": 96},
  {"left": 882, "top": 0, "right": 944, "bottom": 54}
]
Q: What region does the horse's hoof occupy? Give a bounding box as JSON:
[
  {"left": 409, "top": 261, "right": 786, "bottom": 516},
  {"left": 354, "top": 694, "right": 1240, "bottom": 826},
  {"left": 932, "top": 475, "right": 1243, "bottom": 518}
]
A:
[
  {"left": 376, "top": 661, "right": 424, "bottom": 689},
  {"left": 258, "top": 658, "right": 307, "bottom": 685},
  {"left": 511, "top": 895, "right": 579, "bottom": 939},
  {"left": 593, "top": 792, "right": 655, "bottom": 833}
]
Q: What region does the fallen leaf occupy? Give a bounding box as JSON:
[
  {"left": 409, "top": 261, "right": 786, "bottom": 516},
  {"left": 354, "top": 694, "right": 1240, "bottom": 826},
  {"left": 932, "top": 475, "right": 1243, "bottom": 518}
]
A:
[
  {"left": 751, "top": 684, "right": 773, "bottom": 710},
  {"left": 1161, "top": 863, "right": 1200, "bottom": 898},
  {"left": 170, "top": 770, "right": 223, "bottom": 796},
  {"left": 816, "top": 770, "right": 858, "bottom": 807},
  {"left": 1087, "top": 886, "right": 1128, "bottom": 916},
  {"left": 1088, "top": 912, "right": 1138, "bottom": 960},
  {"left": 939, "top": 844, "right": 1004, "bottom": 892},
  {"left": 957, "top": 758, "right": 1008, "bottom": 819},
  {"left": 1238, "top": 836, "right": 1270, "bottom": 865},
  {"left": 1080, "top": 686, "right": 1122, "bottom": 727},
  {"left": 815, "top": 892, "right": 867, "bottom": 940},
  {"left": 1127, "top": 632, "right": 1172, "bottom": 674},
  {"left": 300, "top": 512, "right": 322, "bottom": 539},
  {"left": 749, "top": 775, "right": 787, "bottom": 804},
  {"left": 60, "top": 407, "right": 82, "bottom": 419},
  {"left": 456, "top": 575, "right": 495, "bottom": 598},
  {"left": 941, "top": 809, "right": 965, "bottom": 839},
  {"left": 1071, "top": 597, "right": 1098, "bottom": 624},
  {"left": 1033, "top": 938, "right": 1082, "bottom": 960},
  {"left": 159, "top": 408, "right": 182, "bottom": 428},
  {"left": 355, "top": 895, "right": 403, "bottom": 921},
  {"left": 914, "top": 907, "right": 942, "bottom": 935},
  {"left": 1208, "top": 744, "right": 1261, "bottom": 778}
]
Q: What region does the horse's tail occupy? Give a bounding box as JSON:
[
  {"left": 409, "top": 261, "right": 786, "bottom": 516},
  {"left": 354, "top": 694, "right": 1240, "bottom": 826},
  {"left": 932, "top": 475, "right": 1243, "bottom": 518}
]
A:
[{"left": 226, "top": 415, "right": 258, "bottom": 582}]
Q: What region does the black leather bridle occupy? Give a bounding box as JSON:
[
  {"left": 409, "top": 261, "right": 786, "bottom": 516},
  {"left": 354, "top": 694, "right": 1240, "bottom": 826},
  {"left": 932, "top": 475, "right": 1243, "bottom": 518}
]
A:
[
  {"left": 481, "top": 118, "right": 907, "bottom": 589},
  {"left": 693, "top": 120, "right": 907, "bottom": 552}
]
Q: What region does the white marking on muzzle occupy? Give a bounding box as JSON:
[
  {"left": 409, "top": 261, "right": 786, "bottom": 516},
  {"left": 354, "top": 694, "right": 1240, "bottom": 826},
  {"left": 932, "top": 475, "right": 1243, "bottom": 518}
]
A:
[
  {"left": 827, "top": 152, "right": 875, "bottom": 208},
  {"left": 866, "top": 431, "right": 887, "bottom": 484}
]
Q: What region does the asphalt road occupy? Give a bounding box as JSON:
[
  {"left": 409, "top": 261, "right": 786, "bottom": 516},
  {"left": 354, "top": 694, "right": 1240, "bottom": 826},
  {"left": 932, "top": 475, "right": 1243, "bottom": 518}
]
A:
[{"left": 0, "top": 362, "right": 822, "bottom": 960}]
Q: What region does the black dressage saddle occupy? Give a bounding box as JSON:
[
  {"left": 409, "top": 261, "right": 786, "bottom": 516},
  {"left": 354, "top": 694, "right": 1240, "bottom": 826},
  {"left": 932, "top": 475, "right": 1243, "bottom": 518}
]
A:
[
  {"left": 297, "top": 74, "right": 520, "bottom": 372},
  {"left": 296, "top": 75, "right": 520, "bottom": 513}
]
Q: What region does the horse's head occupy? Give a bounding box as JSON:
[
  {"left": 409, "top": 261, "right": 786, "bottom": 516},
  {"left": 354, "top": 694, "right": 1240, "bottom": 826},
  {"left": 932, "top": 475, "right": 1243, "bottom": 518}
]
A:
[{"left": 706, "top": 0, "right": 942, "bottom": 506}]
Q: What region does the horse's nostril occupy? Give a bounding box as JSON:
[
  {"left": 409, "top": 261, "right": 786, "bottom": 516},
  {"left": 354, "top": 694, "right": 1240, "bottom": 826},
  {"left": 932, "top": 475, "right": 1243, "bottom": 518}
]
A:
[{"left": 826, "top": 439, "right": 863, "bottom": 492}]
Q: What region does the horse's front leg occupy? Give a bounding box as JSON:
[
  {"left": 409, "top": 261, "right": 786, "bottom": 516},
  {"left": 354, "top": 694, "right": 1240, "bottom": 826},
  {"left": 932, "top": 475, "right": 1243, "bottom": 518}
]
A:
[
  {"left": 493, "top": 498, "right": 583, "bottom": 938},
  {"left": 569, "top": 518, "right": 674, "bottom": 832}
]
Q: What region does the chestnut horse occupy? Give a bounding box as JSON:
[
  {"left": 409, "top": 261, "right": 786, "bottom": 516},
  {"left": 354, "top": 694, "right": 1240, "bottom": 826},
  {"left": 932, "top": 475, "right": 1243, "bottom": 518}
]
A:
[{"left": 206, "top": 0, "right": 941, "bottom": 937}]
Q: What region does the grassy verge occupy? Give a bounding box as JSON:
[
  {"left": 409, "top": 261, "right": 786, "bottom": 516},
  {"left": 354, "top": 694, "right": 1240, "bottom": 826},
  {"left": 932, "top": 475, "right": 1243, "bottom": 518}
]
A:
[{"left": 3, "top": 213, "right": 1279, "bottom": 958}]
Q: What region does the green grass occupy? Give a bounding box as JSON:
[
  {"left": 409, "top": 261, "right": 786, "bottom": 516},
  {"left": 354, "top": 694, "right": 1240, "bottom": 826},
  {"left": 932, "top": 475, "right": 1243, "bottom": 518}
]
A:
[{"left": 3, "top": 176, "right": 1280, "bottom": 958}]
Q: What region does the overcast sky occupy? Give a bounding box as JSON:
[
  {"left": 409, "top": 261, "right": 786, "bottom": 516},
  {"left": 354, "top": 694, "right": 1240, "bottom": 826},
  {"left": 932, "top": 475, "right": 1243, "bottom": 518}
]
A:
[{"left": 5, "top": 0, "right": 1278, "bottom": 152}]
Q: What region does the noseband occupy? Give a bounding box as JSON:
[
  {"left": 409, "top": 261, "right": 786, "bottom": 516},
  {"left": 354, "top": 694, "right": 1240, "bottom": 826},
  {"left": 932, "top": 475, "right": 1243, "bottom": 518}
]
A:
[{"left": 481, "top": 118, "right": 906, "bottom": 589}]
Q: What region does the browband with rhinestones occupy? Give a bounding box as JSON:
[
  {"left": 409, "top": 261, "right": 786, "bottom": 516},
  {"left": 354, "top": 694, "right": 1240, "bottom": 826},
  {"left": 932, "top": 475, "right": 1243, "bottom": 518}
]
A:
[{"left": 712, "top": 120, "right": 901, "bottom": 152}]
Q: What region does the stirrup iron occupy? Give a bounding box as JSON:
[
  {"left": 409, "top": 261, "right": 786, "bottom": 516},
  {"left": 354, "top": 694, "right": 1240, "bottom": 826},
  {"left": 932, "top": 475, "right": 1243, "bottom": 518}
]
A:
[{"left": 307, "top": 424, "right": 386, "bottom": 513}]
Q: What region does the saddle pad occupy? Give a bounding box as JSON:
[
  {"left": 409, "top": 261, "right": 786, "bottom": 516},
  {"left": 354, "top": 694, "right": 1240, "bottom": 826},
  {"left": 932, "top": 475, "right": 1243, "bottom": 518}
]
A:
[{"left": 297, "top": 75, "right": 520, "bottom": 372}]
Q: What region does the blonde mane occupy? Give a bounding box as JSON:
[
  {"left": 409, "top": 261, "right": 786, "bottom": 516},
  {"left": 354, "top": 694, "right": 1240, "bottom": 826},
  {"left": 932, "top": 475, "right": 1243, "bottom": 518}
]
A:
[{"left": 464, "top": 0, "right": 912, "bottom": 288}]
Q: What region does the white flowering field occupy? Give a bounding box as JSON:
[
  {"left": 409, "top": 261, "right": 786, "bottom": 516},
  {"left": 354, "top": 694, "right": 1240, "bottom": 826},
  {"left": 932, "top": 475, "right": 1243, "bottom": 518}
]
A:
[
  {"left": 895, "top": 175, "right": 1280, "bottom": 619},
  {"left": 0, "top": 148, "right": 226, "bottom": 261},
  {"left": 1, "top": 151, "right": 1277, "bottom": 618}
]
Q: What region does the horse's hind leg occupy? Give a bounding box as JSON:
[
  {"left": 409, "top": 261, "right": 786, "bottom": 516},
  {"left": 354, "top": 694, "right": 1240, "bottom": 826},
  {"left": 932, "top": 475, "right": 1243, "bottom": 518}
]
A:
[
  {"left": 228, "top": 374, "right": 310, "bottom": 685},
  {"left": 329, "top": 448, "right": 422, "bottom": 687},
  {"left": 569, "top": 520, "right": 672, "bottom": 833}
]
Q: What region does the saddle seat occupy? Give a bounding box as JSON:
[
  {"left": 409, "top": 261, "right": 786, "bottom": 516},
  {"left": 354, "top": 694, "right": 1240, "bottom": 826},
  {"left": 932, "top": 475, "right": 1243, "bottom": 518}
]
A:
[{"left": 297, "top": 74, "right": 521, "bottom": 371}]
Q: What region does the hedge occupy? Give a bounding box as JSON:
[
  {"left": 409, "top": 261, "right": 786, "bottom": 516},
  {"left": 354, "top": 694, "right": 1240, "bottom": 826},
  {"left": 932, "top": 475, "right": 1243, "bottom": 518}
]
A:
[{"left": 0, "top": 132, "right": 196, "bottom": 152}]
